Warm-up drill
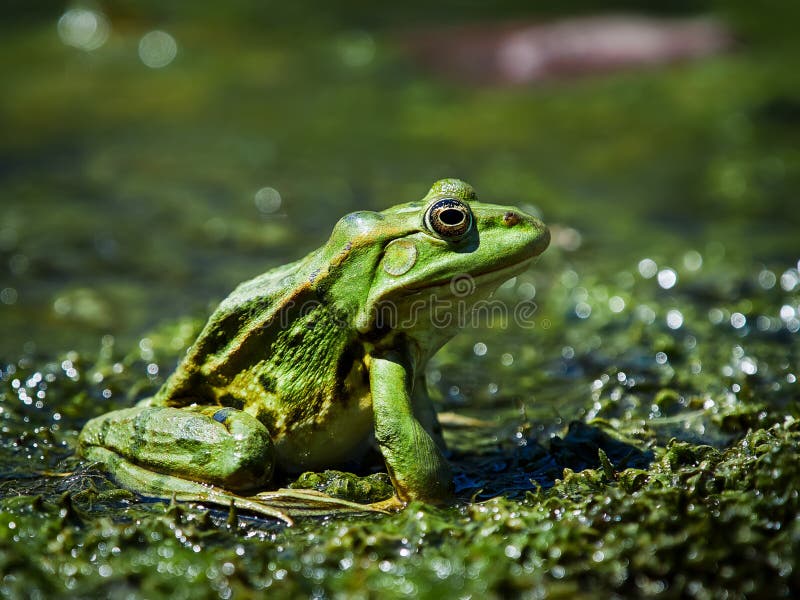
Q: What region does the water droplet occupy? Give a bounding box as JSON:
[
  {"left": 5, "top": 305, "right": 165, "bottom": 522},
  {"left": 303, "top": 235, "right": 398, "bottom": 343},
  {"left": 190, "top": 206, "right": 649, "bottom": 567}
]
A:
[
  {"left": 638, "top": 258, "right": 657, "bottom": 279},
  {"left": 608, "top": 296, "right": 625, "bottom": 313},
  {"left": 255, "top": 187, "right": 282, "bottom": 214},
  {"left": 636, "top": 305, "right": 656, "bottom": 324},
  {"left": 516, "top": 282, "right": 536, "bottom": 299},
  {"left": 779, "top": 305, "right": 796, "bottom": 322},
  {"left": 575, "top": 302, "right": 591, "bottom": 319},
  {"left": 657, "top": 268, "right": 678, "bottom": 289},
  {"left": 758, "top": 269, "right": 777, "bottom": 289},
  {"left": 0, "top": 287, "right": 18, "bottom": 305},
  {"left": 780, "top": 269, "right": 799, "bottom": 292},
  {"left": 473, "top": 342, "right": 487, "bottom": 356},
  {"left": 138, "top": 31, "right": 178, "bottom": 68},
  {"left": 683, "top": 250, "right": 703, "bottom": 271},
  {"left": 57, "top": 8, "right": 110, "bottom": 51},
  {"left": 666, "top": 309, "right": 684, "bottom": 329},
  {"left": 731, "top": 312, "right": 747, "bottom": 329},
  {"left": 741, "top": 357, "right": 757, "bottom": 375},
  {"left": 560, "top": 270, "right": 579, "bottom": 288},
  {"left": 557, "top": 227, "right": 582, "bottom": 251}
]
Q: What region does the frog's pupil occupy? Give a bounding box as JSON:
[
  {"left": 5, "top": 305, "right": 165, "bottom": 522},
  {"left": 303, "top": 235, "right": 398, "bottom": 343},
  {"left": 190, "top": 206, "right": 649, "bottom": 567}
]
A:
[
  {"left": 440, "top": 208, "right": 464, "bottom": 226},
  {"left": 426, "top": 198, "right": 472, "bottom": 239}
]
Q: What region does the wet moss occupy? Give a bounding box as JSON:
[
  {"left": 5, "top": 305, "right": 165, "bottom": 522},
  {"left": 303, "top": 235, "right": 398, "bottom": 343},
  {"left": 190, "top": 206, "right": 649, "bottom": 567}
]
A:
[{"left": 288, "top": 470, "right": 394, "bottom": 503}]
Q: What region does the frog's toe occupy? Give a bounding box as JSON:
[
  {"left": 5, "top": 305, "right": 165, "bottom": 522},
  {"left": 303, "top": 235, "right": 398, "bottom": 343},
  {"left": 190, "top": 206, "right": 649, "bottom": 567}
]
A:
[
  {"left": 250, "top": 488, "right": 392, "bottom": 517},
  {"left": 367, "top": 495, "right": 405, "bottom": 512}
]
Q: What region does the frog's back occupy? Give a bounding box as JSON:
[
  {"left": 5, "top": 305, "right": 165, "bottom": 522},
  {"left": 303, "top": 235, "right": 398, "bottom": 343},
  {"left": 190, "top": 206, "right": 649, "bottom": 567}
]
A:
[
  {"left": 155, "top": 252, "right": 367, "bottom": 437},
  {"left": 156, "top": 259, "right": 307, "bottom": 406}
]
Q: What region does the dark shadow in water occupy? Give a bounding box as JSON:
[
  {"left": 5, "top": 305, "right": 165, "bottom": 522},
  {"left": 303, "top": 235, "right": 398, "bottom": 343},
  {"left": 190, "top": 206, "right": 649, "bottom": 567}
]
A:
[{"left": 452, "top": 421, "right": 655, "bottom": 501}]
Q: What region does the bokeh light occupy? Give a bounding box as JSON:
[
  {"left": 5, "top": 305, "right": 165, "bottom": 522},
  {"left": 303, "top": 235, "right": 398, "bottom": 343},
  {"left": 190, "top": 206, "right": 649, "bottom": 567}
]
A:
[
  {"left": 138, "top": 30, "right": 178, "bottom": 68},
  {"left": 57, "top": 7, "right": 110, "bottom": 51}
]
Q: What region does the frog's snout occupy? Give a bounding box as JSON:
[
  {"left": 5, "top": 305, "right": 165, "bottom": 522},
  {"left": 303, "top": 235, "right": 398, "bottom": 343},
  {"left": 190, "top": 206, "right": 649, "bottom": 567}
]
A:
[
  {"left": 502, "top": 209, "right": 550, "bottom": 257},
  {"left": 535, "top": 224, "right": 551, "bottom": 255}
]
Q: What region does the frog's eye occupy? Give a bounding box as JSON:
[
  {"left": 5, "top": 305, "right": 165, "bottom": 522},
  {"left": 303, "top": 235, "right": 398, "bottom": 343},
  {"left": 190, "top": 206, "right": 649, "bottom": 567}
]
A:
[{"left": 424, "top": 198, "right": 473, "bottom": 240}]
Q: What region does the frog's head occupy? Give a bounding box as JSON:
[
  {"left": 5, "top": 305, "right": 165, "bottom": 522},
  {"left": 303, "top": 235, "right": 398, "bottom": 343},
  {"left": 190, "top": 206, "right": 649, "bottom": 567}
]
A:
[{"left": 317, "top": 179, "right": 549, "bottom": 354}]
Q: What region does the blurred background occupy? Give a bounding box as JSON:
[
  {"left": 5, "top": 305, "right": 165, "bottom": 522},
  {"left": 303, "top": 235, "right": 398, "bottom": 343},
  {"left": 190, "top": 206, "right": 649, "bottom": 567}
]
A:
[{"left": 0, "top": 0, "right": 798, "bottom": 374}]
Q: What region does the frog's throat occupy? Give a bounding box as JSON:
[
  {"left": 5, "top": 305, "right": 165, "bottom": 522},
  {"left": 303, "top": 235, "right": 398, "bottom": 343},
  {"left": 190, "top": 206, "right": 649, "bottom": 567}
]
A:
[{"left": 354, "top": 255, "right": 537, "bottom": 334}]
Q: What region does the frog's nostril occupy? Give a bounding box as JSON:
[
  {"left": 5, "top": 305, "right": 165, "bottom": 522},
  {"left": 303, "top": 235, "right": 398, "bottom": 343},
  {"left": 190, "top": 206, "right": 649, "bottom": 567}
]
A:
[{"left": 503, "top": 211, "right": 520, "bottom": 226}]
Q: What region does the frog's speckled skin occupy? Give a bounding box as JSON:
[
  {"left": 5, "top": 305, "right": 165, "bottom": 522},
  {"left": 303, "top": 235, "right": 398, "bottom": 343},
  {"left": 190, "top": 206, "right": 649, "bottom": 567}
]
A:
[{"left": 79, "top": 179, "right": 549, "bottom": 520}]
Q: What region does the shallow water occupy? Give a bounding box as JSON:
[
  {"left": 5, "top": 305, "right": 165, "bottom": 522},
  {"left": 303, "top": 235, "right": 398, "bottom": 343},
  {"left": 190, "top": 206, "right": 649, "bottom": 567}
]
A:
[{"left": 1, "top": 2, "right": 799, "bottom": 598}]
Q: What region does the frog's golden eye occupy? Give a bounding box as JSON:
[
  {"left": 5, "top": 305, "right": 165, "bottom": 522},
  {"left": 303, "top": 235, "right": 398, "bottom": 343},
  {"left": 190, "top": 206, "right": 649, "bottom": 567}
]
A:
[{"left": 425, "top": 198, "right": 473, "bottom": 240}]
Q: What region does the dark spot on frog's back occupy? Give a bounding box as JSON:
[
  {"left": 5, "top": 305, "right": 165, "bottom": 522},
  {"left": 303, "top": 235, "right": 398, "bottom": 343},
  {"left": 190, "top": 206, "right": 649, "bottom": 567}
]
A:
[
  {"left": 259, "top": 373, "right": 277, "bottom": 393},
  {"left": 335, "top": 342, "right": 366, "bottom": 398},
  {"left": 214, "top": 392, "right": 245, "bottom": 411}
]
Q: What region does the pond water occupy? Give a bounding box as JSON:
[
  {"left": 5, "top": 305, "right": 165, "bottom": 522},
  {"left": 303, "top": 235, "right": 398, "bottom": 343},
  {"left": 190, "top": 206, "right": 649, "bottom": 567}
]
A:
[{"left": 1, "top": 2, "right": 799, "bottom": 598}]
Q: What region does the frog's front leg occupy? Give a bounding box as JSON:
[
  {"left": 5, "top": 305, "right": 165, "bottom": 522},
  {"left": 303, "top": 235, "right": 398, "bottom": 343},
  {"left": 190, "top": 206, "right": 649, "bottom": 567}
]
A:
[
  {"left": 411, "top": 374, "right": 447, "bottom": 453},
  {"left": 369, "top": 351, "right": 454, "bottom": 504},
  {"left": 78, "top": 405, "right": 275, "bottom": 493}
]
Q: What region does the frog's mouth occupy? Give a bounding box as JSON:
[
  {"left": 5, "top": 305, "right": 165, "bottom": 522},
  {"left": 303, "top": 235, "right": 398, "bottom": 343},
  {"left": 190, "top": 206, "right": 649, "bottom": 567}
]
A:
[{"left": 405, "top": 254, "right": 538, "bottom": 296}]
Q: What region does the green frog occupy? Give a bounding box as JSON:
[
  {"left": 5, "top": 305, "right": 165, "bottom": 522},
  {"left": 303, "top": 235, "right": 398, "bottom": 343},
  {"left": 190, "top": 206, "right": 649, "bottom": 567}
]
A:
[{"left": 78, "top": 179, "right": 549, "bottom": 523}]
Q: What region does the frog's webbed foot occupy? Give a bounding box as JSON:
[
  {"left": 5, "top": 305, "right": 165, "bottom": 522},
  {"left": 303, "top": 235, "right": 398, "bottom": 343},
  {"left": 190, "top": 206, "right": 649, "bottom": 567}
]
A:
[{"left": 364, "top": 495, "right": 406, "bottom": 512}]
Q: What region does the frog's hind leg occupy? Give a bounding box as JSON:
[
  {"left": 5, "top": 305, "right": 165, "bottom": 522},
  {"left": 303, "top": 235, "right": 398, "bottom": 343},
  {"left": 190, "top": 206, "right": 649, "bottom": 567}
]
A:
[
  {"left": 79, "top": 406, "right": 390, "bottom": 521},
  {"left": 81, "top": 444, "right": 295, "bottom": 523},
  {"left": 79, "top": 405, "right": 292, "bottom": 519},
  {"left": 79, "top": 405, "right": 276, "bottom": 491}
]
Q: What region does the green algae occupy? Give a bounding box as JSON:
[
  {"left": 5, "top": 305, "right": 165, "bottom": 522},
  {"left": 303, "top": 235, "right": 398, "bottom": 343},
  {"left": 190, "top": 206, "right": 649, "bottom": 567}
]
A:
[
  {"left": 288, "top": 471, "right": 395, "bottom": 504},
  {"left": 2, "top": 422, "right": 798, "bottom": 598},
  {"left": 2, "top": 1, "right": 800, "bottom": 598}
]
